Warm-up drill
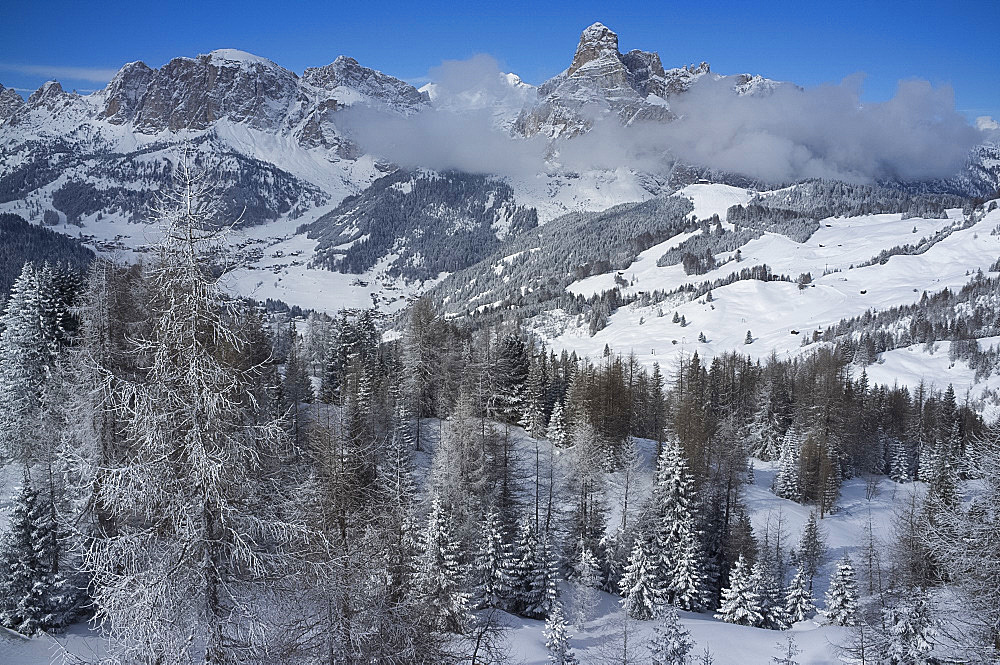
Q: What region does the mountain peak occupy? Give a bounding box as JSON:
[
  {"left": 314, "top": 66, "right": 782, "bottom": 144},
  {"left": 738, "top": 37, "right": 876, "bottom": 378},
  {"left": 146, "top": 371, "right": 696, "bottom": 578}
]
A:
[
  {"left": 569, "top": 22, "right": 620, "bottom": 76},
  {"left": 205, "top": 49, "right": 280, "bottom": 68}
]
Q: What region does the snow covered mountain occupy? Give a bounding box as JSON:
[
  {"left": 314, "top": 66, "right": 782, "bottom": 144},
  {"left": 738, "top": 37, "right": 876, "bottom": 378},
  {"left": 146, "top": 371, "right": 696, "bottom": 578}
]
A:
[{"left": 0, "top": 23, "right": 998, "bottom": 318}]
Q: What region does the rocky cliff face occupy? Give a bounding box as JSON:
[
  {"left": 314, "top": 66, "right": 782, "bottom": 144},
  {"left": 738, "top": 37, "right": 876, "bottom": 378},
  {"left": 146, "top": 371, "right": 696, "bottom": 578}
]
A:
[
  {"left": 514, "top": 22, "right": 676, "bottom": 138},
  {"left": 513, "top": 23, "right": 793, "bottom": 139},
  {"left": 0, "top": 85, "right": 23, "bottom": 123}
]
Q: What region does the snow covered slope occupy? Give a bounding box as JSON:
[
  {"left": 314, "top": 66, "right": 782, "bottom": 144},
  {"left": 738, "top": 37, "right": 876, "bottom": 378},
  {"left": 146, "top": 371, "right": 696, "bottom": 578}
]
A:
[{"left": 526, "top": 186, "right": 1000, "bottom": 414}]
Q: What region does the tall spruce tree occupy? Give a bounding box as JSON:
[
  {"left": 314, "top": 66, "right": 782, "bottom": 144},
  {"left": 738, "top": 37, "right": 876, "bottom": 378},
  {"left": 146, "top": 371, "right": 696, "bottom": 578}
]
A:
[
  {"left": 715, "top": 554, "right": 763, "bottom": 627},
  {"left": 619, "top": 538, "right": 662, "bottom": 620},
  {"left": 824, "top": 556, "right": 859, "bottom": 626}
]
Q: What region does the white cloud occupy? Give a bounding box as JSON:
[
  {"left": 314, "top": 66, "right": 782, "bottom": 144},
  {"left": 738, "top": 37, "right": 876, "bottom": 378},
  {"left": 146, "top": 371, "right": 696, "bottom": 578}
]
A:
[
  {"left": 976, "top": 115, "right": 999, "bottom": 131},
  {"left": 0, "top": 63, "right": 119, "bottom": 83}
]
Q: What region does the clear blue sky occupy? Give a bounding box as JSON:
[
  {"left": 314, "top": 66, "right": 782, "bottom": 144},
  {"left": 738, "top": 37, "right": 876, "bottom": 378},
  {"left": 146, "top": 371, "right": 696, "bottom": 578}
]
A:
[{"left": 2, "top": 0, "right": 998, "bottom": 120}]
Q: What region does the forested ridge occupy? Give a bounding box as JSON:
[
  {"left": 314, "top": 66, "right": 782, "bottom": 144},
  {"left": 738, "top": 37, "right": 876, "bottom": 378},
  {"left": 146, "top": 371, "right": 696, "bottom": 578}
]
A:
[{"left": 0, "top": 173, "right": 998, "bottom": 664}]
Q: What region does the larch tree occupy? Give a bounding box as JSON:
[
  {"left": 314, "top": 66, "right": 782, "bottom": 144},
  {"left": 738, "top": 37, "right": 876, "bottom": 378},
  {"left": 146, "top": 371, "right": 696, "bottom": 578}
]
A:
[{"left": 82, "top": 159, "right": 304, "bottom": 664}]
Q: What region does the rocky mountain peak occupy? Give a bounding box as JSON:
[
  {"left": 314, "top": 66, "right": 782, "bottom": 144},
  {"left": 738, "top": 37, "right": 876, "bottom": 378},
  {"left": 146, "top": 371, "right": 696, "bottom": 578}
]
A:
[
  {"left": 26, "top": 81, "right": 78, "bottom": 111},
  {"left": 102, "top": 61, "right": 155, "bottom": 124},
  {"left": 0, "top": 85, "right": 25, "bottom": 123},
  {"left": 302, "top": 56, "right": 427, "bottom": 111},
  {"left": 568, "top": 22, "right": 620, "bottom": 76}
]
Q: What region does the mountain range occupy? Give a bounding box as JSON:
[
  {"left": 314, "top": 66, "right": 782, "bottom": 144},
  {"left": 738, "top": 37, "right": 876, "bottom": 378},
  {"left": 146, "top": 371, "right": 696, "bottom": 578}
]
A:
[{"left": 0, "top": 22, "right": 998, "bottom": 319}]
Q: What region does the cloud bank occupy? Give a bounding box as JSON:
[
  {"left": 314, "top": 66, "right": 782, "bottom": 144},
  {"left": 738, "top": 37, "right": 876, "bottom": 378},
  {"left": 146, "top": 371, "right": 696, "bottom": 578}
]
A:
[{"left": 338, "top": 56, "right": 986, "bottom": 185}]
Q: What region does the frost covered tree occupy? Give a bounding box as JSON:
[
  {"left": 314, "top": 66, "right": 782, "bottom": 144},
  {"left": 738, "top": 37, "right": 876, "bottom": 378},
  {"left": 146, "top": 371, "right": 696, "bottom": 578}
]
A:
[
  {"left": 416, "top": 497, "right": 471, "bottom": 633},
  {"left": 511, "top": 517, "right": 558, "bottom": 619},
  {"left": 771, "top": 635, "right": 801, "bottom": 665},
  {"left": 772, "top": 429, "right": 802, "bottom": 500},
  {"left": 876, "top": 593, "right": 937, "bottom": 665},
  {"left": 569, "top": 540, "right": 601, "bottom": 628},
  {"left": 547, "top": 400, "right": 569, "bottom": 448},
  {"left": 544, "top": 602, "right": 579, "bottom": 665},
  {"left": 824, "top": 556, "right": 859, "bottom": 626},
  {"left": 620, "top": 538, "right": 662, "bottom": 620},
  {"left": 754, "top": 558, "right": 791, "bottom": 630},
  {"left": 919, "top": 421, "right": 1000, "bottom": 661},
  {"left": 784, "top": 568, "right": 815, "bottom": 623},
  {"left": 715, "top": 554, "right": 763, "bottom": 627},
  {"left": 648, "top": 604, "right": 693, "bottom": 665},
  {"left": 82, "top": 160, "right": 305, "bottom": 663},
  {"left": 0, "top": 262, "right": 77, "bottom": 463},
  {"left": 670, "top": 519, "right": 706, "bottom": 611},
  {"left": 475, "top": 510, "right": 513, "bottom": 609},
  {"left": 520, "top": 358, "right": 547, "bottom": 438},
  {"left": 652, "top": 441, "right": 704, "bottom": 608}
]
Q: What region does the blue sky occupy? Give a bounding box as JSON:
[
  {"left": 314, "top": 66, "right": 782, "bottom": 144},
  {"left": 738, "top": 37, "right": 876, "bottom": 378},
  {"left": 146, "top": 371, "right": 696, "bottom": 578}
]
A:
[{"left": 2, "top": 0, "right": 998, "bottom": 121}]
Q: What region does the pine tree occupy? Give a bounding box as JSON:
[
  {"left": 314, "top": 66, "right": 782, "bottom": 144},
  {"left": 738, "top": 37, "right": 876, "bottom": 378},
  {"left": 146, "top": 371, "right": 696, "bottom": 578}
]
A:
[
  {"left": 796, "top": 511, "right": 826, "bottom": 591},
  {"left": 415, "top": 497, "right": 471, "bottom": 633},
  {"left": 754, "top": 559, "right": 790, "bottom": 630},
  {"left": 520, "top": 359, "right": 547, "bottom": 438},
  {"left": 0, "top": 264, "right": 53, "bottom": 463},
  {"left": 671, "top": 519, "right": 706, "bottom": 611},
  {"left": 544, "top": 602, "right": 579, "bottom": 665},
  {"left": 620, "top": 538, "right": 662, "bottom": 620},
  {"left": 745, "top": 330, "right": 753, "bottom": 345},
  {"left": 570, "top": 541, "right": 601, "bottom": 628},
  {"left": 546, "top": 400, "right": 569, "bottom": 448},
  {"left": 773, "top": 430, "right": 802, "bottom": 500},
  {"left": 648, "top": 604, "right": 693, "bottom": 665},
  {"left": 512, "top": 517, "right": 556, "bottom": 619},
  {"left": 475, "top": 511, "right": 513, "bottom": 609},
  {"left": 824, "top": 556, "right": 859, "bottom": 626},
  {"left": 784, "top": 568, "right": 815, "bottom": 623},
  {"left": 878, "top": 593, "right": 937, "bottom": 665},
  {"left": 715, "top": 554, "right": 763, "bottom": 627},
  {"left": 0, "top": 473, "right": 75, "bottom": 635}
]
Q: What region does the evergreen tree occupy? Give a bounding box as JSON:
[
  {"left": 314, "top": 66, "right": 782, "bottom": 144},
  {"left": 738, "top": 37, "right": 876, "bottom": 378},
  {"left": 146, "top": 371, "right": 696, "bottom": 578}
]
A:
[
  {"left": 824, "top": 556, "right": 859, "bottom": 626},
  {"left": 512, "top": 517, "right": 556, "bottom": 619},
  {"left": 715, "top": 554, "right": 763, "bottom": 627},
  {"left": 475, "top": 510, "right": 514, "bottom": 609},
  {"left": 0, "top": 473, "right": 76, "bottom": 635},
  {"left": 648, "top": 604, "right": 693, "bottom": 665},
  {"left": 772, "top": 430, "right": 802, "bottom": 501},
  {"left": 671, "top": 519, "right": 706, "bottom": 611},
  {"left": 546, "top": 400, "right": 569, "bottom": 448},
  {"left": 0, "top": 264, "right": 55, "bottom": 463},
  {"left": 544, "top": 602, "right": 579, "bottom": 665},
  {"left": 796, "top": 511, "right": 826, "bottom": 591},
  {"left": 520, "top": 358, "right": 547, "bottom": 438},
  {"left": 754, "top": 559, "right": 791, "bottom": 630},
  {"left": 784, "top": 568, "right": 815, "bottom": 623},
  {"left": 415, "top": 497, "right": 471, "bottom": 633},
  {"left": 878, "top": 592, "right": 937, "bottom": 665},
  {"left": 619, "top": 538, "right": 662, "bottom": 620},
  {"left": 569, "top": 541, "right": 601, "bottom": 628}
]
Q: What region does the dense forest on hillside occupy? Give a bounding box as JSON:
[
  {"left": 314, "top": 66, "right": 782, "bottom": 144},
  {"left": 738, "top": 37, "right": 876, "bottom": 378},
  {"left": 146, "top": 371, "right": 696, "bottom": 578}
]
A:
[{"left": 0, "top": 172, "right": 998, "bottom": 664}]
